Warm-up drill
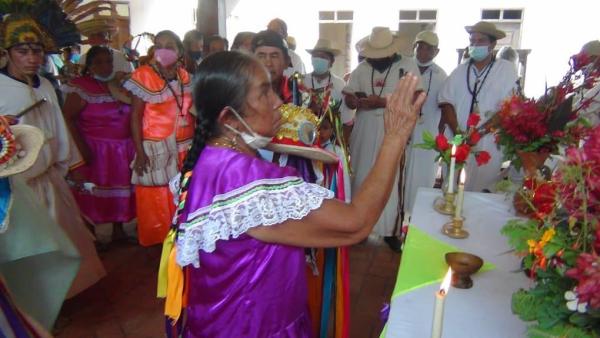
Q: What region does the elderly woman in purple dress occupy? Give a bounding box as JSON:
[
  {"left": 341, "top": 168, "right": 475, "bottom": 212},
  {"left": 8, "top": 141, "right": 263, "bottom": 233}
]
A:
[{"left": 163, "top": 51, "right": 425, "bottom": 337}]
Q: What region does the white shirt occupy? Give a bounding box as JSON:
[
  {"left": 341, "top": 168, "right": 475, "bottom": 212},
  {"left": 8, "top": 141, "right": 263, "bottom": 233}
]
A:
[
  {"left": 284, "top": 49, "right": 306, "bottom": 77},
  {"left": 303, "top": 72, "right": 345, "bottom": 103},
  {"left": 79, "top": 47, "right": 134, "bottom": 74},
  {"left": 438, "top": 58, "right": 518, "bottom": 191}
]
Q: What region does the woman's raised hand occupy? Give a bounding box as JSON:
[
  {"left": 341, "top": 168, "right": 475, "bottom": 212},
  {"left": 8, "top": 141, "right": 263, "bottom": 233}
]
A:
[{"left": 383, "top": 74, "right": 426, "bottom": 142}]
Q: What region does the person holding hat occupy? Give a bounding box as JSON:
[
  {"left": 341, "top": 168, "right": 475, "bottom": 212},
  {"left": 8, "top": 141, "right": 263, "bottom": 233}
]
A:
[
  {"left": 78, "top": 31, "right": 134, "bottom": 75},
  {"left": 0, "top": 117, "right": 80, "bottom": 332},
  {"left": 438, "top": 21, "right": 518, "bottom": 192},
  {"left": 0, "top": 13, "right": 106, "bottom": 296},
  {"left": 62, "top": 45, "right": 136, "bottom": 243},
  {"left": 304, "top": 38, "right": 346, "bottom": 116},
  {"left": 403, "top": 30, "right": 448, "bottom": 217},
  {"left": 267, "top": 18, "right": 306, "bottom": 77},
  {"left": 343, "top": 26, "right": 422, "bottom": 252}
]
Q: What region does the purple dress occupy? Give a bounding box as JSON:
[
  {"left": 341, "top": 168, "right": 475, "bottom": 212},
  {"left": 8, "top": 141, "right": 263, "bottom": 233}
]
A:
[
  {"left": 62, "top": 76, "right": 136, "bottom": 224},
  {"left": 174, "top": 146, "right": 333, "bottom": 338}
]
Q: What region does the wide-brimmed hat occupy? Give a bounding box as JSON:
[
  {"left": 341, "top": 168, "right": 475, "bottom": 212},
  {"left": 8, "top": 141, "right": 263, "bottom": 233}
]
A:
[
  {"left": 414, "top": 30, "right": 439, "bottom": 47},
  {"left": 306, "top": 38, "right": 341, "bottom": 57},
  {"left": 0, "top": 119, "right": 44, "bottom": 177},
  {"left": 581, "top": 40, "right": 600, "bottom": 57},
  {"left": 465, "top": 21, "right": 506, "bottom": 40},
  {"left": 267, "top": 104, "right": 338, "bottom": 164},
  {"left": 359, "top": 27, "right": 408, "bottom": 58}
]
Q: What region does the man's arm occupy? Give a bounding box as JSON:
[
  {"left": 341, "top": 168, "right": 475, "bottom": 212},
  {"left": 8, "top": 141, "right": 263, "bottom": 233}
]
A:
[{"left": 439, "top": 103, "right": 458, "bottom": 135}]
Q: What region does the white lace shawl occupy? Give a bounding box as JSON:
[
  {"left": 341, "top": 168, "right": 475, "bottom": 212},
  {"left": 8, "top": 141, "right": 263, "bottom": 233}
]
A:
[{"left": 175, "top": 176, "right": 334, "bottom": 267}]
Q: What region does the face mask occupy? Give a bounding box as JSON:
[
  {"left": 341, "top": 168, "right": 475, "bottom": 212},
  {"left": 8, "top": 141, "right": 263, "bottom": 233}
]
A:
[
  {"left": 70, "top": 53, "right": 80, "bottom": 63},
  {"left": 416, "top": 59, "right": 434, "bottom": 67},
  {"left": 154, "top": 48, "right": 179, "bottom": 67},
  {"left": 189, "top": 51, "right": 203, "bottom": 61},
  {"left": 224, "top": 107, "right": 272, "bottom": 149},
  {"left": 468, "top": 46, "right": 490, "bottom": 62},
  {"left": 93, "top": 71, "right": 115, "bottom": 82},
  {"left": 311, "top": 57, "right": 330, "bottom": 75},
  {"left": 367, "top": 54, "right": 398, "bottom": 72}
]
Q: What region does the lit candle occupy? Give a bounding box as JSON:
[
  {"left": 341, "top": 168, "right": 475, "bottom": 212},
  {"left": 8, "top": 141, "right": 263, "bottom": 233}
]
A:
[
  {"left": 454, "top": 170, "right": 466, "bottom": 218},
  {"left": 447, "top": 145, "right": 457, "bottom": 194},
  {"left": 431, "top": 267, "right": 453, "bottom": 338}
]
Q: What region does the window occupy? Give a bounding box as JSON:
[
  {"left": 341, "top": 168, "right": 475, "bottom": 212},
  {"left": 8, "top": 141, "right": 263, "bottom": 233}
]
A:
[
  {"left": 480, "top": 9, "right": 524, "bottom": 48},
  {"left": 398, "top": 9, "right": 437, "bottom": 54},
  {"left": 318, "top": 10, "right": 353, "bottom": 22}
]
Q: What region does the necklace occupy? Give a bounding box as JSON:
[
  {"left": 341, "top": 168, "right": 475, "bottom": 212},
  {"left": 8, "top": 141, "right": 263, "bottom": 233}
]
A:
[
  {"left": 311, "top": 72, "right": 331, "bottom": 90},
  {"left": 418, "top": 67, "right": 434, "bottom": 120},
  {"left": 466, "top": 57, "right": 495, "bottom": 115},
  {"left": 371, "top": 64, "right": 394, "bottom": 97},
  {"left": 209, "top": 136, "right": 239, "bottom": 151},
  {"left": 152, "top": 65, "right": 185, "bottom": 116}
]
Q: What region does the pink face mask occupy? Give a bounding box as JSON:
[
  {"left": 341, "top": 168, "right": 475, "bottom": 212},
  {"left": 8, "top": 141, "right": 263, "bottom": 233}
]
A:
[{"left": 154, "top": 48, "right": 179, "bottom": 67}]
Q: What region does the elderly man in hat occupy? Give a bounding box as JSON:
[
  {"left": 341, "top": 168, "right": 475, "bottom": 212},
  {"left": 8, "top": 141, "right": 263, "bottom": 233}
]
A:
[
  {"left": 438, "top": 21, "right": 518, "bottom": 192},
  {"left": 0, "top": 13, "right": 105, "bottom": 298},
  {"left": 343, "top": 26, "right": 422, "bottom": 252},
  {"left": 252, "top": 29, "right": 298, "bottom": 103},
  {"left": 403, "top": 31, "right": 447, "bottom": 217}
]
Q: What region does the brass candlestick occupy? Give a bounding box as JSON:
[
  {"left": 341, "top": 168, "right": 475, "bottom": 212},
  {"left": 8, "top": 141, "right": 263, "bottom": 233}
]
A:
[
  {"left": 433, "top": 191, "right": 455, "bottom": 215},
  {"left": 442, "top": 216, "right": 469, "bottom": 239}
]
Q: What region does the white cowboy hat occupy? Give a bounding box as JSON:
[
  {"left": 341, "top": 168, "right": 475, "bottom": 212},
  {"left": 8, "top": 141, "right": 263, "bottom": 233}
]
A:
[
  {"left": 0, "top": 123, "right": 44, "bottom": 177},
  {"left": 360, "top": 27, "right": 407, "bottom": 59},
  {"left": 306, "top": 38, "right": 341, "bottom": 56}
]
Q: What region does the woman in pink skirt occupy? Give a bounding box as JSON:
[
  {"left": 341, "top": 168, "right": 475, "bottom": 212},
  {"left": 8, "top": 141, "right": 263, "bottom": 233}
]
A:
[{"left": 62, "top": 46, "right": 136, "bottom": 241}]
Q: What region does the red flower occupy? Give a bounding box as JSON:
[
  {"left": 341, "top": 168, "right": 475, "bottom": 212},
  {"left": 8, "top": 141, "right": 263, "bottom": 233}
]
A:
[
  {"left": 475, "top": 151, "right": 491, "bottom": 166},
  {"left": 469, "top": 130, "right": 482, "bottom": 145},
  {"left": 435, "top": 134, "right": 450, "bottom": 151},
  {"left": 455, "top": 144, "right": 471, "bottom": 163},
  {"left": 467, "top": 114, "right": 481, "bottom": 128}
]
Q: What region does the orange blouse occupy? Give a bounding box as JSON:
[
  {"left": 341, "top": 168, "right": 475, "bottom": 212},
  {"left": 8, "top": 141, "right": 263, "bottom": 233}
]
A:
[{"left": 125, "top": 65, "right": 195, "bottom": 141}]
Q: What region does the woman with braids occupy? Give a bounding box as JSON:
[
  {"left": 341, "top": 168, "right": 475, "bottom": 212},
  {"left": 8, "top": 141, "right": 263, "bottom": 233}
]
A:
[
  {"left": 159, "top": 51, "right": 424, "bottom": 337},
  {"left": 124, "top": 30, "right": 195, "bottom": 246},
  {"left": 62, "top": 46, "right": 136, "bottom": 243}
]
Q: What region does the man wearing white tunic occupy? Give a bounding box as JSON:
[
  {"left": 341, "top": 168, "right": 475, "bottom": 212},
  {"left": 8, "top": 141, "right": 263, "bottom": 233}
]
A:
[
  {"left": 344, "top": 27, "right": 422, "bottom": 252},
  {"left": 404, "top": 31, "right": 447, "bottom": 215},
  {"left": 438, "top": 21, "right": 518, "bottom": 192},
  {"left": 574, "top": 40, "right": 600, "bottom": 126},
  {"left": 0, "top": 17, "right": 105, "bottom": 297}
]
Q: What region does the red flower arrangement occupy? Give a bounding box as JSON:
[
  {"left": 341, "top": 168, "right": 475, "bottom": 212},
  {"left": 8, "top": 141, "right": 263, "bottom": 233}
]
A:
[{"left": 416, "top": 113, "right": 490, "bottom": 167}]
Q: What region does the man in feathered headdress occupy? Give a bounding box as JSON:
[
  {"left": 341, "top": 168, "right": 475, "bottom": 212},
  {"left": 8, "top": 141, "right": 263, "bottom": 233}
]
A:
[{"left": 0, "top": 10, "right": 106, "bottom": 301}]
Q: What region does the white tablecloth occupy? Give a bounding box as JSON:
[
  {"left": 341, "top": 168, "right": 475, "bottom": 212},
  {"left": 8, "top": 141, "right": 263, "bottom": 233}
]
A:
[{"left": 385, "top": 188, "right": 530, "bottom": 338}]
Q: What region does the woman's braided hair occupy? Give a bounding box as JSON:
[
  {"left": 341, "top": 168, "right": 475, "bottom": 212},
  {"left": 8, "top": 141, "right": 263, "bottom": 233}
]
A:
[{"left": 173, "top": 51, "right": 259, "bottom": 227}]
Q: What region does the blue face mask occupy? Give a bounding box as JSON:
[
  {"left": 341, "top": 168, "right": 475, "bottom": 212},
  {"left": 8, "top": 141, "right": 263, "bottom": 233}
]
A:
[
  {"left": 468, "top": 46, "right": 490, "bottom": 62},
  {"left": 311, "top": 57, "right": 330, "bottom": 75},
  {"left": 70, "top": 53, "right": 81, "bottom": 63}
]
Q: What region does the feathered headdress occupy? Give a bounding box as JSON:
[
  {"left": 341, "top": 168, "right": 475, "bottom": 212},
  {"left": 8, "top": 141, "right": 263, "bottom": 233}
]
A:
[{"left": 0, "top": 0, "right": 119, "bottom": 52}]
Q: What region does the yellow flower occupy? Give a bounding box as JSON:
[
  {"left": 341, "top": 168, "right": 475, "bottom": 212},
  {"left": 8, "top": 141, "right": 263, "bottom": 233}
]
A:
[
  {"left": 528, "top": 239, "right": 537, "bottom": 253},
  {"left": 541, "top": 228, "right": 556, "bottom": 245}
]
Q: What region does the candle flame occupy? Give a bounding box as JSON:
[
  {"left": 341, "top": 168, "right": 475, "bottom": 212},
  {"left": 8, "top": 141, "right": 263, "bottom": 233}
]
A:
[
  {"left": 440, "top": 268, "right": 452, "bottom": 295},
  {"left": 451, "top": 144, "right": 457, "bottom": 156},
  {"left": 459, "top": 170, "right": 466, "bottom": 184}
]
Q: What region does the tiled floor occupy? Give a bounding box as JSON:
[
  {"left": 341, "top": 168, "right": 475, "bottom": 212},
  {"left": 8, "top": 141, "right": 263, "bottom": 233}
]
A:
[{"left": 55, "top": 226, "right": 400, "bottom": 338}]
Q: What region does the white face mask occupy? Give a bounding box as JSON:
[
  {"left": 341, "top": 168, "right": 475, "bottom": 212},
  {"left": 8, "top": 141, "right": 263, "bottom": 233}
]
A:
[
  {"left": 224, "top": 107, "right": 272, "bottom": 149},
  {"left": 416, "top": 60, "right": 434, "bottom": 67},
  {"left": 93, "top": 71, "right": 115, "bottom": 82}
]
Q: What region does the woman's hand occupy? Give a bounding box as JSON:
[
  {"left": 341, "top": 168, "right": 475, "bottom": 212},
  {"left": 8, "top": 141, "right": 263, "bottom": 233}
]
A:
[
  {"left": 383, "top": 74, "right": 426, "bottom": 142},
  {"left": 133, "top": 150, "right": 150, "bottom": 175}
]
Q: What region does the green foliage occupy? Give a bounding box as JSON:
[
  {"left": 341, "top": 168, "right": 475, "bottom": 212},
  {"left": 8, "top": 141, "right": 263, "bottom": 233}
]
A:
[{"left": 501, "top": 219, "right": 540, "bottom": 252}]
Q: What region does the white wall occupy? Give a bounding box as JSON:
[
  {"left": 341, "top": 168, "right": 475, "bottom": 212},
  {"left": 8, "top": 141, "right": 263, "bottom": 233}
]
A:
[{"left": 224, "top": 0, "right": 600, "bottom": 98}]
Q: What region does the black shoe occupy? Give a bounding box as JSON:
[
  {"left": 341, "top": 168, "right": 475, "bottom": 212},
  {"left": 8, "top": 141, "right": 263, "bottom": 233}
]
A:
[{"left": 384, "top": 236, "right": 402, "bottom": 253}]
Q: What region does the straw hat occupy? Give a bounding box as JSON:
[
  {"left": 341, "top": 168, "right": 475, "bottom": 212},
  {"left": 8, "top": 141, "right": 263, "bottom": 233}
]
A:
[
  {"left": 581, "top": 40, "right": 600, "bottom": 57},
  {"left": 465, "top": 21, "right": 506, "bottom": 40},
  {"left": 306, "top": 38, "right": 341, "bottom": 56},
  {"left": 360, "top": 27, "right": 407, "bottom": 59},
  {"left": 414, "top": 30, "right": 439, "bottom": 47},
  {"left": 0, "top": 120, "right": 44, "bottom": 178},
  {"left": 266, "top": 104, "right": 338, "bottom": 164}
]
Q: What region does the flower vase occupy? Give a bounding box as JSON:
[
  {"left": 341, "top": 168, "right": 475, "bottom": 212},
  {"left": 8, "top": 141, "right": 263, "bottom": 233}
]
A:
[{"left": 513, "top": 151, "right": 550, "bottom": 217}]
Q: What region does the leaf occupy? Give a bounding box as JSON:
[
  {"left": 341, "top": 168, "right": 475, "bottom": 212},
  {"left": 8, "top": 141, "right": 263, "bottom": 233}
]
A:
[
  {"left": 527, "top": 323, "right": 593, "bottom": 338},
  {"left": 502, "top": 219, "right": 540, "bottom": 252},
  {"left": 422, "top": 130, "right": 435, "bottom": 144},
  {"left": 543, "top": 243, "right": 562, "bottom": 258},
  {"left": 548, "top": 96, "right": 575, "bottom": 132},
  {"left": 451, "top": 134, "right": 464, "bottom": 145}
]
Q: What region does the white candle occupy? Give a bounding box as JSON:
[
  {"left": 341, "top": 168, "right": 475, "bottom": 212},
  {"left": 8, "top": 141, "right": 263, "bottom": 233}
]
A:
[
  {"left": 431, "top": 268, "right": 453, "bottom": 338},
  {"left": 447, "top": 145, "right": 457, "bottom": 194},
  {"left": 454, "top": 170, "right": 466, "bottom": 218}
]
